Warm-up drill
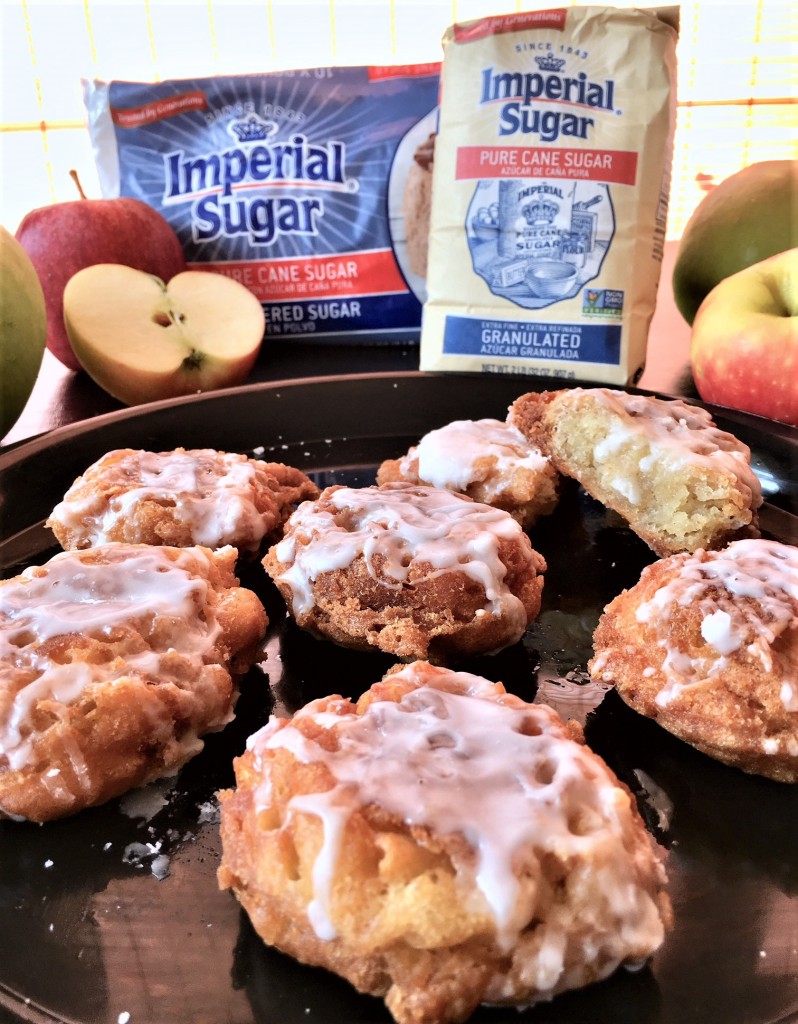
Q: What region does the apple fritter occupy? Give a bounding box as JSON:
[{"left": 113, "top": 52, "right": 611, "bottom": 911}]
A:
[
  {"left": 0, "top": 543, "right": 268, "bottom": 822},
  {"left": 219, "top": 660, "right": 671, "bottom": 1024},
  {"left": 591, "top": 539, "right": 798, "bottom": 782},
  {"left": 377, "top": 417, "right": 558, "bottom": 528},
  {"left": 48, "top": 447, "right": 319, "bottom": 556},
  {"left": 509, "top": 387, "right": 762, "bottom": 556},
  {"left": 263, "top": 482, "right": 546, "bottom": 662}
]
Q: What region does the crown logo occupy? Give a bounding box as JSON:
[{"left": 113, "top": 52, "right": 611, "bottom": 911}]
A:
[
  {"left": 229, "top": 114, "right": 276, "bottom": 143},
  {"left": 523, "top": 199, "right": 558, "bottom": 224},
  {"left": 535, "top": 54, "right": 566, "bottom": 73}
]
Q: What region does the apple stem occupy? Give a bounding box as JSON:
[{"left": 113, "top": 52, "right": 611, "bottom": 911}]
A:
[{"left": 69, "top": 169, "right": 88, "bottom": 200}]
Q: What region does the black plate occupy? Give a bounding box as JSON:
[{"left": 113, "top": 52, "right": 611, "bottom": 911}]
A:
[{"left": 1, "top": 373, "right": 797, "bottom": 1024}]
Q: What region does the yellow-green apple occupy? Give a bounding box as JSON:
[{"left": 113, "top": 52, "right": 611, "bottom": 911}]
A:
[
  {"left": 673, "top": 160, "right": 798, "bottom": 325},
  {"left": 1, "top": 226, "right": 47, "bottom": 438},
  {"left": 15, "top": 173, "right": 186, "bottom": 371},
  {"left": 63, "top": 265, "right": 265, "bottom": 407},
  {"left": 690, "top": 248, "right": 797, "bottom": 427}
]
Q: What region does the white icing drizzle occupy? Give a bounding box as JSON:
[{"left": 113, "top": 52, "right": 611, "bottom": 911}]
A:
[
  {"left": 2, "top": 663, "right": 93, "bottom": 777},
  {"left": 247, "top": 663, "right": 665, "bottom": 953},
  {"left": 272, "top": 484, "right": 530, "bottom": 626},
  {"left": 609, "top": 475, "right": 641, "bottom": 505},
  {"left": 50, "top": 448, "right": 275, "bottom": 551},
  {"left": 633, "top": 539, "right": 798, "bottom": 709},
  {"left": 584, "top": 389, "right": 763, "bottom": 508},
  {"left": 781, "top": 682, "right": 798, "bottom": 714},
  {"left": 0, "top": 546, "right": 224, "bottom": 772},
  {"left": 405, "top": 418, "right": 549, "bottom": 496},
  {"left": 288, "top": 788, "right": 353, "bottom": 941},
  {"left": 700, "top": 610, "right": 741, "bottom": 655}
]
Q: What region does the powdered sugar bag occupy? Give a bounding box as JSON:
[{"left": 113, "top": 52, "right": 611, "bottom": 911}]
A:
[
  {"left": 420, "top": 7, "right": 677, "bottom": 383},
  {"left": 84, "top": 66, "right": 439, "bottom": 343}
]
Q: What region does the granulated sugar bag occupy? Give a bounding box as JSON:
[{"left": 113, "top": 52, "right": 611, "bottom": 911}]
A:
[
  {"left": 420, "top": 7, "right": 677, "bottom": 383},
  {"left": 84, "top": 65, "right": 439, "bottom": 343}
]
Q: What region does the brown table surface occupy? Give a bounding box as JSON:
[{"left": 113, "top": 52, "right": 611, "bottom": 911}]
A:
[{"left": 2, "top": 242, "right": 700, "bottom": 449}]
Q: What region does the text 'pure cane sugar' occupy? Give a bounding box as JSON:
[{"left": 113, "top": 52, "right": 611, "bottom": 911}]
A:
[{"left": 420, "top": 7, "right": 678, "bottom": 385}]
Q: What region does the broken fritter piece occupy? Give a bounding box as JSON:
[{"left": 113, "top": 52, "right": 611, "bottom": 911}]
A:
[{"left": 509, "top": 388, "right": 761, "bottom": 556}]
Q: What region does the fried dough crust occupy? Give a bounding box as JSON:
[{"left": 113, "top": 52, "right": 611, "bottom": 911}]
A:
[
  {"left": 377, "top": 418, "right": 558, "bottom": 528},
  {"left": 509, "top": 389, "right": 761, "bottom": 556},
  {"left": 219, "top": 661, "right": 671, "bottom": 1024},
  {"left": 0, "top": 544, "right": 268, "bottom": 821},
  {"left": 263, "top": 483, "right": 546, "bottom": 662},
  {"left": 591, "top": 539, "right": 798, "bottom": 782},
  {"left": 48, "top": 447, "right": 319, "bottom": 556}
]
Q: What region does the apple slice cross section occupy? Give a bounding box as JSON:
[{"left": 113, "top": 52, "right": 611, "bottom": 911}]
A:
[{"left": 63, "top": 265, "right": 265, "bottom": 406}]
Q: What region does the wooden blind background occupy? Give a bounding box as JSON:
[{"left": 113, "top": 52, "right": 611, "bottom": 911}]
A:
[{"left": 1, "top": 0, "right": 796, "bottom": 237}]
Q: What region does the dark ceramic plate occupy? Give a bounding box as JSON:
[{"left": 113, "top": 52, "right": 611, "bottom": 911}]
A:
[{"left": 1, "top": 373, "right": 797, "bottom": 1024}]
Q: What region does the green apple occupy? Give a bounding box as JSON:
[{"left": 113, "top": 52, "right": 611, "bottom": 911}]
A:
[
  {"left": 63, "top": 265, "right": 265, "bottom": 407},
  {"left": 1, "top": 226, "right": 47, "bottom": 438},
  {"left": 690, "top": 248, "right": 797, "bottom": 427},
  {"left": 673, "top": 160, "right": 798, "bottom": 325}
]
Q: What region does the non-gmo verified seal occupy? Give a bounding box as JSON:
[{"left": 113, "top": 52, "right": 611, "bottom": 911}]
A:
[{"left": 582, "top": 288, "right": 624, "bottom": 316}]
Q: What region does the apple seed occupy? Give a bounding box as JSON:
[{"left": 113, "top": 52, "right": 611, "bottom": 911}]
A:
[{"left": 152, "top": 310, "right": 188, "bottom": 327}]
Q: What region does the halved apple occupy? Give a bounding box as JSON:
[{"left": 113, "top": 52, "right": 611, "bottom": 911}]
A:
[{"left": 63, "top": 265, "right": 265, "bottom": 406}]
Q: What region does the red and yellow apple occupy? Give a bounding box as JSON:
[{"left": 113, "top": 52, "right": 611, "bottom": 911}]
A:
[
  {"left": 15, "top": 175, "right": 186, "bottom": 371},
  {"left": 673, "top": 160, "right": 798, "bottom": 325},
  {"left": 690, "top": 248, "right": 797, "bottom": 427},
  {"left": 63, "top": 265, "right": 266, "bottom": 407},
  {"left": 1, "top": 226, "right": 47, "bottom": 438}
]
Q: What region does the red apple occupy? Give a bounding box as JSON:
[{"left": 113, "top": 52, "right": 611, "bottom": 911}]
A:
[
  {"left": 15, "top": 173, "right": 186, "bottom": 371},
  {"left": 690, "top": 248, "right": 798, "bottom": 427}
]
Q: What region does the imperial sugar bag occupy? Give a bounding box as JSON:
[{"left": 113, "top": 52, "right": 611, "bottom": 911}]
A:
[
  {"left": 420, "top": 7, "right": 678, "bottom": 383},
  {"left": 84, "top": 66, "right": 440, "bottom": 343}
]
